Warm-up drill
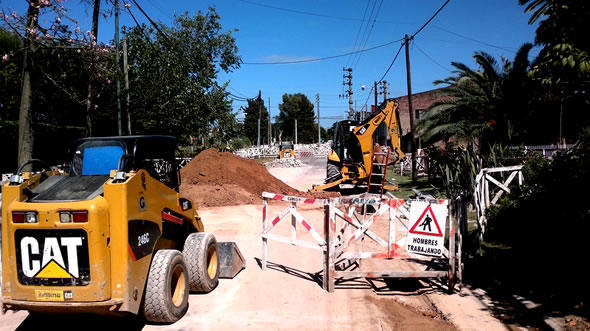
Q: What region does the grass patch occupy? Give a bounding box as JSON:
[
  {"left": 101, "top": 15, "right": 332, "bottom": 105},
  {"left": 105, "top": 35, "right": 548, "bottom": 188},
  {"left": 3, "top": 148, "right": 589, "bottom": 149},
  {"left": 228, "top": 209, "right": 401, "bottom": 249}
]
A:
[{"left": 386, "top": 166, "right": 446, "bottom": 199}]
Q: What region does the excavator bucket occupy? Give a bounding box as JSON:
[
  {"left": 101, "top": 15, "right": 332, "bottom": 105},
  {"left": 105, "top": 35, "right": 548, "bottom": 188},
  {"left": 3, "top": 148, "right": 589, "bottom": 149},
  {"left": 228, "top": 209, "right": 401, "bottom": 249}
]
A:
[{"left": 217, "top": 242, "right": 246, "bottom": 279}]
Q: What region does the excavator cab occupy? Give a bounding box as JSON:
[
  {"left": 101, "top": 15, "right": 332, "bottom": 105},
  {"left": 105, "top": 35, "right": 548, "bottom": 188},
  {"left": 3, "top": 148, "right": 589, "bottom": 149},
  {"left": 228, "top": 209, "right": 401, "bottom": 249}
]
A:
[{"left": 313, "top": 99, "right": 405, "bottom": 192}]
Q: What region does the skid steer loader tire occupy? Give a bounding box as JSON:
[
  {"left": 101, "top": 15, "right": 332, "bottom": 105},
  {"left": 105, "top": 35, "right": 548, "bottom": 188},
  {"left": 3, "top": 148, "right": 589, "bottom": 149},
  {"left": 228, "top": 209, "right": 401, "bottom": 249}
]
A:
[
  {"left": 183, "top": 232, "right": 219, "bottom": 293},
  {"left": 143, "top": 250, "right": 189, "bottom": 323},
  {"left": 326, "top": 163, "right": 340, "bottom": 183}
]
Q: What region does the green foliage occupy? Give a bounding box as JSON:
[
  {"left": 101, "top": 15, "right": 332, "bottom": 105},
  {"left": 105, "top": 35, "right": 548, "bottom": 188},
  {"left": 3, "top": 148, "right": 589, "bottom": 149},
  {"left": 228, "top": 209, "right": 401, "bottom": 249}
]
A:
[
  {"left": 242, "top": 96, "right": 269, "bottom": 145},
  {"left": 429, "top": 145, "right": 480, "bottom": 199},
  {"left": 276, "top": 93, "right": 316, "bottom": 143},
  {"left": 429, "top": 143, "right": 528, "bottom": 200},
  {"left": 229, "top": 136, "right": 251, "bottom": 150},
  {"left": 0, "top": 29, "right": 21, "bottom": 121},
  {"left": 521, "top": 0, "right": 590, "bottom": 93},
  {"left": 125, "top": 7, "right": 240, "bottom": 142},
  {"left": 0, "top": 119, "right": 85, "bottom": 173},
  {"left": 0, "top": 26, "right": 118, "bottom": 171},
  {"left": 418, "top": 44, "right": 536, "bottom": 148},
  {"left": 484, "top": 139, "right": 590, "bottom": 296}
]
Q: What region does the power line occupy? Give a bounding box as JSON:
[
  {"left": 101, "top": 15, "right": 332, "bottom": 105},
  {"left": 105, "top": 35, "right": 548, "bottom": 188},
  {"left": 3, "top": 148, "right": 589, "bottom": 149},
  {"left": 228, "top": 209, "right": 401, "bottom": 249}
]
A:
[
  {"left": 430, "top": 24, "right": 518, "bottom": 54},
  {"left": 350, "top": 0, "right": 378, "bottom": 68},
  {"left": 413, "top": 41, "right": 451, "bottom": 72},
  {"left": 378, "top": 0, "right": 448, "bottom": 84},
  {"left": 378, "top": 43, "right": 404, "bottom": 84},
  {"left": 228, "top": 85, "right": 254, "bottom": 99},
  {"left": 241, "top": 0, "right": 519, "bottom": 57},
  {"left": 130, "top": 0, "right": 171, "bottom": 43},
  {"left": 360, "top": 0, "right": 449, "bottom": 113},
  {"left": 345, "top": 0, "right": 372, "bottom": 68},
  {"left": 145, "top": 0, "right": 174, "bottom": 20},
  {"left": 243, "top": 38, "right": 402, "bottom": 65},
  {"left": 352, "top": 0, "right": 385, "bottom": 70},
  {"left": 411, "top": 0, "right": 449, "bottom": 39},
  {"left": 240, "top": 0, "right": 368, "bottom": 22},
  {"left": 124, "top": 3, "right": 162, "bottom": 57}
]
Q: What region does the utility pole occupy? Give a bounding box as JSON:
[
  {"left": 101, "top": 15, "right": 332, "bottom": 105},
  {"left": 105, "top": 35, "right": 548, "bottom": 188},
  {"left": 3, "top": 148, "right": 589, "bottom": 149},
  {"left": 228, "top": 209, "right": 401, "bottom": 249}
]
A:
[
  {"left": 85, "top": 0, "right": 100, "bottom": 137},
  {"left": 269, "top": 97, "right": 272, "bottom": 145},
  {"left": 316, "top": 93, "right": 321, "bottom": 146},
  {"left": 405, "top": 34, "right": 417, "bottom": 182},
  {"left": 382, "top": 80, "right": 388, "bottom": 103},
  {"left": 115, "top": 0, "right": 122, "bottom": 136},
  {"left": 257, "top": 90, "right": 261, "bottom": 146},
  {"left": 374, "top": 81, "right": 378, "bottom": 112},
  {"left": 295, "top": 119, "right": 298, "bottom": 145},
  {"left": 123, "top": 35, "right": 131, "bottom": 135},
  {"left": 339, "top": 68, "right": 354, "bottom": 120}
]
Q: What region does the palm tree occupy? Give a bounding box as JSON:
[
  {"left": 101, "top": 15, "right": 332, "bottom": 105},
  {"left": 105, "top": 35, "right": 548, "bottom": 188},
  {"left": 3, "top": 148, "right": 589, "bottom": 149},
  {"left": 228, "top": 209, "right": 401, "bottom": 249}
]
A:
[
  {"left": 418, "top": 44, "right": 534, "bottom": 152},
  {"left": 519, "top": 0, "right": 554, "bottom": 24}
]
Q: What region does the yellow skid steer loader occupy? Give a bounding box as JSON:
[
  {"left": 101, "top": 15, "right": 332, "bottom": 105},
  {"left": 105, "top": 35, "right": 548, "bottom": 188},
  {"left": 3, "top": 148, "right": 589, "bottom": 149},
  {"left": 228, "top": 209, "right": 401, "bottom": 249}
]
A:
[{"left": 1, "top": 136, "right": 244, "bottom": 323}]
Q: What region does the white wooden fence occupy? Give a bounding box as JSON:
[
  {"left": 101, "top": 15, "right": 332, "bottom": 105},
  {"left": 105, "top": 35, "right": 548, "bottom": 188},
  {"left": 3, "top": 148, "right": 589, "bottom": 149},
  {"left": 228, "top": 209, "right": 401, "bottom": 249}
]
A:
[{"left": 474, "top": 165, "right": 523, "bottom": 241}]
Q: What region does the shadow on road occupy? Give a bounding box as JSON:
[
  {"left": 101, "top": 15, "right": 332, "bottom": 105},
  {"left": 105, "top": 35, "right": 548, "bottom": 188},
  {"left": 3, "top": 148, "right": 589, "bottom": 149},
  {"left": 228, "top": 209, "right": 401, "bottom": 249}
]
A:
[
  {"left": 16, "top": 312, "right": 146, "bottom": 330},
  {"left": 254, "top": 257, "right": 323, "bottom": 288},
  {"left": 254, "top": 257, "right": 448, "bottom": 296}
]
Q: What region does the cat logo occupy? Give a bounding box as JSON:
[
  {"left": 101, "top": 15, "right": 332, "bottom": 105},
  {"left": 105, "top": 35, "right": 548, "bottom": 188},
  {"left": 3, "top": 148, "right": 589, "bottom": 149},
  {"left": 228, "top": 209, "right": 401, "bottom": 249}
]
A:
[{"left": 15, "top": 229, "right": 90, "bottom": 286}]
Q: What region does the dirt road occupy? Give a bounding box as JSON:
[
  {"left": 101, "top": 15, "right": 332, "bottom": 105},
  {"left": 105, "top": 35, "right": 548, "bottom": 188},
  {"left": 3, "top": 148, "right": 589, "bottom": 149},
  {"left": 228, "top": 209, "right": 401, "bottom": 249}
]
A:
[{"left": 0, "top": 156, "right": 505, "bottom": 330}]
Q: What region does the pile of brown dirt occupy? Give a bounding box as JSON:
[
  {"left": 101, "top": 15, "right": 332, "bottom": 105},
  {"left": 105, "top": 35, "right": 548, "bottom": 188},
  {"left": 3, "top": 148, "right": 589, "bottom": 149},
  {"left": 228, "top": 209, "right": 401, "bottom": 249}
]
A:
[{"left": 180, "top": 149, "right": 337, "bottom": 208}]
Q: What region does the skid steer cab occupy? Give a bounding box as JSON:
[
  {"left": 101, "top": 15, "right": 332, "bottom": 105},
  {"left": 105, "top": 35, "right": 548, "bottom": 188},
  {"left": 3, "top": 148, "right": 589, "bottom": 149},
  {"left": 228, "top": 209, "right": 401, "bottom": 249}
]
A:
[
  {"left": 279, "top": 141, "right": 295, "bottom": 159},
  {"left": 1, "top": 135, "right": 245, "bottom": 323}
]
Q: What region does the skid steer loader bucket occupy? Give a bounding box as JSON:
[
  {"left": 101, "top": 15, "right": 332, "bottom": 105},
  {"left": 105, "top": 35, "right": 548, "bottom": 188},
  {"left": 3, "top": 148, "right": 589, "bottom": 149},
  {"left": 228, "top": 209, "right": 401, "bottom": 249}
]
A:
[{"left": 217, "top": 242, "right": 246, "bottom": 279}]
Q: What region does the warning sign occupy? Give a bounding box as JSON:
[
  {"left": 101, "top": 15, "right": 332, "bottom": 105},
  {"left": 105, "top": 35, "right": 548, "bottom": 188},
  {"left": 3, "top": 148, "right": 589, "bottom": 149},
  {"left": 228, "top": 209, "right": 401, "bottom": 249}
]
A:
[{"left": 406, "top": 201, "right": 448, "bottom": 257}]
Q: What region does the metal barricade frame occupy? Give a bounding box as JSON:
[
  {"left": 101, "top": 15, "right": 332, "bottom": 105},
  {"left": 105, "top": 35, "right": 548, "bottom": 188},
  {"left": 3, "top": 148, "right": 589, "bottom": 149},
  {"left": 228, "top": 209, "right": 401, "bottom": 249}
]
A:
[{"left": 261, "top": 192, "right": 464, "bottom": 293}]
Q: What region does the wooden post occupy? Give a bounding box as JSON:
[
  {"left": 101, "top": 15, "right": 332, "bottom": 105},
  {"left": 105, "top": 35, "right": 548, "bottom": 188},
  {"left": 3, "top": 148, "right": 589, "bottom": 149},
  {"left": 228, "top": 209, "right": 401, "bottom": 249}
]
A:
[
  {"left": 291, "top": 202, "right": 297, "bottom": 244},
  {"left": 123, "top": 35, "right": 131, "bottom": 135},
  {"left": 404, "top": 35, "right": 417, "bottom": 182},
  {"left": 448, "top": 200, "right": 456, "bottom": 293},
  {"left": 323, "top": 200, "right": 335, "bottom": 292},
  {"left": 262, "top": 198, "right": 268, "bottom": 270},
  {"left": 457, "top": 194, "right": 464, "bottom": 289},
  {"left": 388, "top": 201, "right": 395, "bottom": 258}
]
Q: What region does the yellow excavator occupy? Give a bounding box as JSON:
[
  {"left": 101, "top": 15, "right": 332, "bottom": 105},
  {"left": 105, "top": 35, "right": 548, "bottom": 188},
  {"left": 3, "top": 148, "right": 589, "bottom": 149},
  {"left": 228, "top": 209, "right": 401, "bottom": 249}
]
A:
[{"left": 312, "top": 99, "right": 405, "bottom": 192}]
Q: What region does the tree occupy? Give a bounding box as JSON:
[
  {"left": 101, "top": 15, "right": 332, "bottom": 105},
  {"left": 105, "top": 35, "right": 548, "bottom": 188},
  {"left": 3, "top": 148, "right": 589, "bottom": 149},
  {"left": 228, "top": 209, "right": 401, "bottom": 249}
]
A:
[
  {"left": 520, "top": 0, "right": 590, "bottom": 142},
  {"left": 85, "top": 0, "right": 101, "bottom": 136},
  {"left": 520, "top": 0, "right": 589, "bottom": 86},
  {"left": 2, "top": 0, "right": 116, "bottom": 169},
  {"left": 418, "top": 44, "right": 536, "bottom": 150},
  {"left": 242, "top": 94, "right": 268, "bottom": 145},
  {"left": 0, "top": 28, "right": 21, "bottom": 121},
  {"left": 276, "top": 93, "right": 316, "bottom": 143},
  {"left": 124, "top": 8, "right": 240, "bottom": 144}
]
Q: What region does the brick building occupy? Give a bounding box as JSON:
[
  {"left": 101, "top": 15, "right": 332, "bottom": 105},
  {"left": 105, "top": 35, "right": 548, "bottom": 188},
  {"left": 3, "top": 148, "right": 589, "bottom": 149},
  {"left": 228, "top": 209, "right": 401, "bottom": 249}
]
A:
[{"left": 393, "top": 88, "right": 448, "bottom": 150}]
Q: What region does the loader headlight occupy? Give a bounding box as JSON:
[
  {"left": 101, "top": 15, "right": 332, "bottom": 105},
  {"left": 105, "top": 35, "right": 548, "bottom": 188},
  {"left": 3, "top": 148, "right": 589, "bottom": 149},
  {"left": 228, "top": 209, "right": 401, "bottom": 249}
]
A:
[
  {"left": 60, "top": 212, "right": 72, "bottom": 223},
  {"left": 60, "top": 211, "right": 88, "bottom": 223},
  {"left": 25, "top": 212, "right": 38, "bottom": 223}
]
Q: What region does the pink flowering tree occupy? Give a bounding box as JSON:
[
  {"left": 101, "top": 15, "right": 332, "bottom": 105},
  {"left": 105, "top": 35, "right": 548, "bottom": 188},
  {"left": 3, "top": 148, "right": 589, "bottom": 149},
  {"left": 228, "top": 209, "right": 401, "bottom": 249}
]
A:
[{"left": 1, "top": 0, "right": 116, "bottom": 169}]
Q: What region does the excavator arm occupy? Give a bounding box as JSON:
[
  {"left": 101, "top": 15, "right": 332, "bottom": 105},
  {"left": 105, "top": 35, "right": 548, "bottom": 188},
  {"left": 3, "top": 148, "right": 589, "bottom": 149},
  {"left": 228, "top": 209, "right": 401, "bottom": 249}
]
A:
[{"left": 351, "top": 99, "right": 405, "bottom": 169}]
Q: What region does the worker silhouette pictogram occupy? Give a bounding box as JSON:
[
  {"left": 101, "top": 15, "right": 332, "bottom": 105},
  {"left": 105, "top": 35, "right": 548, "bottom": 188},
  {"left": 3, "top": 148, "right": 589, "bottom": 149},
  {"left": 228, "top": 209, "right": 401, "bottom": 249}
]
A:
[{"left": 419, "top": 214, "right": 433, "bottom": 232}]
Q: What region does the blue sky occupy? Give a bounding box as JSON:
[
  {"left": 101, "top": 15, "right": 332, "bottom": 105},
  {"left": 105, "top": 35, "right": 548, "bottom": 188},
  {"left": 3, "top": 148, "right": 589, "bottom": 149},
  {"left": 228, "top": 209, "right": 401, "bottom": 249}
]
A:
[{"left": 2, "top": 0, "right": 540, "bottom": 128}]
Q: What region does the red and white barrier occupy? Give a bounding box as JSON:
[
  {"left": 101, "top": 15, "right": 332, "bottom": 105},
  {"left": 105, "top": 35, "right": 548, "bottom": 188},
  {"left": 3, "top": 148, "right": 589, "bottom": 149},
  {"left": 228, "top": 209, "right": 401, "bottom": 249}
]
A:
[{"left": 261, "top": 192, "right": 461, "bottom": 292}]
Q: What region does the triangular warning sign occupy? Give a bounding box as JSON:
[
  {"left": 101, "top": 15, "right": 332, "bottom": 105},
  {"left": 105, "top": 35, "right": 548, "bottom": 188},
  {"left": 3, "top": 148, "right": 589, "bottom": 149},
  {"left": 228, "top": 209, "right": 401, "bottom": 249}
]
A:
[
  {"left": 409, "top": 205, "right": 443, "bottom": 237},
  {"left": 35, "top": 260, "right": 73, "bottom": 279}
]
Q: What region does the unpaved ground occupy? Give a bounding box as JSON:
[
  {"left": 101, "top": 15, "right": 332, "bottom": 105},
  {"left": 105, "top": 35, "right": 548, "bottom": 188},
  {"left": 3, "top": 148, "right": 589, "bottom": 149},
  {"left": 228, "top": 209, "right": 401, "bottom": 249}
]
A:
[{"left": 0, "top": 156, "right": 507, "bottom": 330}]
